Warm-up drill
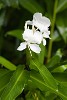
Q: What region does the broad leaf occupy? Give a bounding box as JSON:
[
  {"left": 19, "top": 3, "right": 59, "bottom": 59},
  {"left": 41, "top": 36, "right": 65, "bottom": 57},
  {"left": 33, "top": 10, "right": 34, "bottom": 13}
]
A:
[
  {"left": 57, "top": 82, "right": 67, "bottom": 100},
  {"left": 19, "top": 0, "right": 44, "bottom": 14},
  {"left": 53, "top": 72, "right": 67, "bottom": 82},
  {"left": 46, "top": 49, "right": 62, "bottom": 71},
  {"left": 56, "top": 11, "right": 67, "bottom": 43},
  {"left": 1, "top": 66, "right": 29, "bottom": 100},
  {"left": 29, "top": 70, "right": 67, "bottom": 100},
  {"left": 52, "top": 64, "right": 67, "bottom": 73},
  {"left": 6, "top": 29, "right": 23, "bottom": 41},
  {"left": 0, "top": 69, "right": 12, "bottom": 93},
  {"left": 0, "top": 56, "right": 16, "bottom": 70},
  {"left": 29, "top": 70, "right": 49, "bottom": 91},
  {"left": 38, "top": 44, "right": 47, "bottom": 64},
  {"left": 57, "top": 0, "right": 67, "bottom": 13},
  {"left": 31, "top": 59, "right": 58, "bottom": 90}
]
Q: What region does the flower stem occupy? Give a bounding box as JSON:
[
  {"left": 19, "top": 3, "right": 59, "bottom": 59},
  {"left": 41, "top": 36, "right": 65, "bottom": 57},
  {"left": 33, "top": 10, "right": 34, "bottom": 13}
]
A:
[{"left": 47, "top": 0, "right": 58, "bottom": 62}]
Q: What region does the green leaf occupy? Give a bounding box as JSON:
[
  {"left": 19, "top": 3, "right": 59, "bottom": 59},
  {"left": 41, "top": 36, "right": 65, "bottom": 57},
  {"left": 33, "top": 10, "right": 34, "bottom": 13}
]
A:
[
  {"left": 6, "top": 29, "right": 23, "bottom": 41},
  {"left": 29, "top": 70, "right": 67, "bottom": 100},
  {"left": 57, "top": 82, "right": 67, "bottom": 100},
  {"left": 52, "top": 30, "right": 61, "bottom": 42},
  {"left": 0, "top": 56, "right": 16, "bottom": 70},
  {"left": 31, "top": 59, "right": 58, "bottom": 90},
  {"left": 1, "top": 66, "right": 29, "bottom": 100},
  {"left": 46, "top": 55, "right": 61, "bottom": 70},
  {"left": 38, "top": 44, "right": 47, "bottom": 64},
  {"left": 56, "top": 13, "right": 67, "bottom": 43},
  {"left": 56, "top": 0, "right": 67, "bottom": 13},
  {"left": 46, "top": 49, "right": 62, "bottom": 71},
  {"left": 52, "top": 64, "right": 67, "bottom": 73},
  {"left": 53, "top": 72, "right": 67, "bottom": 82},
  {"left": 0, "top": 69, "right": 12, "bottom": 93},
  {"left": 29, "top": 70, "right": 49, "bottom": 91},
  {"left": 19, "top": 0, "right": 44, "bottom": 14}
]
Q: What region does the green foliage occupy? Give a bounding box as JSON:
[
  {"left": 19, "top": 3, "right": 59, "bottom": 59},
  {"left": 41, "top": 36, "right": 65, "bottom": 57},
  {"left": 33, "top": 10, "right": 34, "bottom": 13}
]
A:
[
  {"left": 31, "top": 59, "right": 58, "bottom": 90},
  {"left": 0, "top": 56, "right": 16, "bottom": 70},
  {"left": 0, "top": 66, "right": 29, "bottom": 100},
  {"left": 7, "top": 29, "right": 23, "bottom": 41},
  {"left": 0, "top": 69, "right": 12, "bottom": 93},
  {"left": 56, "top": 0, "right": 67, "bottom": 13},
  {"left": 0, "top": 0, "right": 67, "bottom": 100},
  {"left": 19, "top": 0, "right": 44, "bottom": 14}
]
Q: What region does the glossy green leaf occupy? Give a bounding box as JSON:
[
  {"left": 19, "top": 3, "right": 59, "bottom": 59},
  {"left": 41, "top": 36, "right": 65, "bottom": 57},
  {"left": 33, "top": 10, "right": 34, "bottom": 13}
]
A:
[
  {"left": 46, "top": 55, "right": 60, "bottom": 70},
  {"left": 52, "top": 30, "right": 61, "bottom": 42},
  {"left": 38, "top": 44, "right": 47, "bottom": 64},
  {"left": 56, "top": 11, "right": 67, "bottom": 43},
  {"left": 57, "top": 0, "right": 67, "bottom": 13},
  {"left": 6, "top": 29, "right": 23, "bottom": 41},
  {"left": 31, "top": 59, "right": 58, "bottom": 90},
  {"left": 52, "top": 64, "right": 67, "bottom": 73},
  {"left": 29, "top": 70, "right": 49, "bottom": 91},
  {"left": 1, "top": 66, "right": 29, "bottom": 100},
  {"left": 46, "top": 49, "right": 62, "bottom": 71},
  {"left": 29, "top": 70, "right": 67, "bottom": 100},
  {"left": 53, "top": 72, "right": 67, "bottom": 82},
  {"left": 19, "top": 0, "right": 44, "bottom": 14},
  {"left": 0, "top": 56, "right": 16, "bottom": 70},
  {"left": 57, "top": 82, "right": 67, "bottom": 100},
  {"left": 0, "top": 69, "right": 12, "bottom": 93}
]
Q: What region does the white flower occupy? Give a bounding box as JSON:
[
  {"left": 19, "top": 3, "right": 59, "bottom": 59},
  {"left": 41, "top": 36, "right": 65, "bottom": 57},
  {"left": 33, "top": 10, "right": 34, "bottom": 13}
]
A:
[
  {"left": 23, "top": 29, "right": 43, "bottom": 44},
  {"left": 43, "top": 30, "right": 51, "bottom": 39},
  {"left": 17, "top": 12, "right": 51, "bottom": 55},
  {"left": 33, "top": 12, "right": 50, "bottom": 32},
  {"left": 24, "top": 20, "right": 32, "bottom": 30},
  {"left": 17, "top": 42, "right": 41, "bottom": 54},
  {"left": 17, "top": 29, "right": 41, "bottom": 54}
]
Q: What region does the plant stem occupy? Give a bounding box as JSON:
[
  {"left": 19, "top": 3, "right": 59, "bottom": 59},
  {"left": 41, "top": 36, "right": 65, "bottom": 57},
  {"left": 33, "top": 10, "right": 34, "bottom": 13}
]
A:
[{"left": 47, "top": 0, "right": 58, "bottom": 62}]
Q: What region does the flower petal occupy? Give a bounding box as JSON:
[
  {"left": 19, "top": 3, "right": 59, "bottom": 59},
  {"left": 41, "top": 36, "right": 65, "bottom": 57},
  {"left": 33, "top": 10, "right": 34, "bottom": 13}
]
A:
[
  {"left": 17, "top": 42, "right": 27, "bottom": 51},
  {"left": 33, "top": 12, "right": 50, "bottom": 32},
  {"left": 33, "top": 31, "right": 43, "bottom": 44},
  {"left": 29, "top": 44, "right": 41, "bottom": 53},
  {"left": 43, "top": 39, "right": 46, "bottom": 46},
  {"left": 43, "top": 31, "right": 50, "bottom": 38},
  {"left": 25, "top": 20, "right": 33, "bottom": 30}
]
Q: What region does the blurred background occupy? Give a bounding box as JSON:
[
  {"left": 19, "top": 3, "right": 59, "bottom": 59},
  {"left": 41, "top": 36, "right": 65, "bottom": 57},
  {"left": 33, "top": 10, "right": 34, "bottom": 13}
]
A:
[{"left": 0, "top": 0, "right": 67, "bottom": 65}]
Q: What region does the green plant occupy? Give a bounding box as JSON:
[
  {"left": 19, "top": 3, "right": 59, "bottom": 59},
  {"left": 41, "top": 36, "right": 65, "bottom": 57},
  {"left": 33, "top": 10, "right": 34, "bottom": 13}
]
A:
[{"left": 0, "top": 0, "right": 67, "bottom": 100}]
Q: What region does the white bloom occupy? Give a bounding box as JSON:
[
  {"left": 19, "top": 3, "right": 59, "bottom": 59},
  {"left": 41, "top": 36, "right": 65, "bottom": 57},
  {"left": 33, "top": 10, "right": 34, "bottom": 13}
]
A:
[
  {"left": 23, "top": 29, "right": 43, "bottom": 44},
  {"left": 17, "top": 42, "right": 41, "bottom": 54},
  {"left": 33, "top": 12, "right": 50, "bottom": 32},
  {"left": 24, "top": 20, "right": 32, "bottom": 30},
  {"left": 17, "top": 29, "right": 41, "bottom": 54},
  {"left": 17, "top": 12, "right": 51, "bottom": 55},
  {"left": 43, "top": 31, "right": 51, "bottom": 39}
]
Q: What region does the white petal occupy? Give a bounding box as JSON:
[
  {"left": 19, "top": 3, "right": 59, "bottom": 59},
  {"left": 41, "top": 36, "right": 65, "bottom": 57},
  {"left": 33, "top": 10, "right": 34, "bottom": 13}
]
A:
[
  {"left": 43, "top": 39, "right": 46, "bottom": 46},
  {"left": 33, "top": 12, "right": 42, "bottom": 21},
  {"left": 24, "top": 20, "right": 33, "bottom": 30},
  {"left": 29, "top": 44, "right": 41, "bottom": 53},
  {"left": 43, "top": 31, "right": 50, "bottom": 38},
  {"left": 42, "top": 16, "right": 50, "bottom": 26},
  {"left": 33, "top": 31, "right": 43, "bottom": 44},
  {"left": 23, "top": 29, "right": 34, "bottom": 42},
  {"left": 26, "top": 20, "right": 33, "bottom": 25},
  {"left": 17, "top": 42, "right": 27, "bottom": 51},
  {"left": 33, "top": 12, "right": 50, "bottom": 32}
]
